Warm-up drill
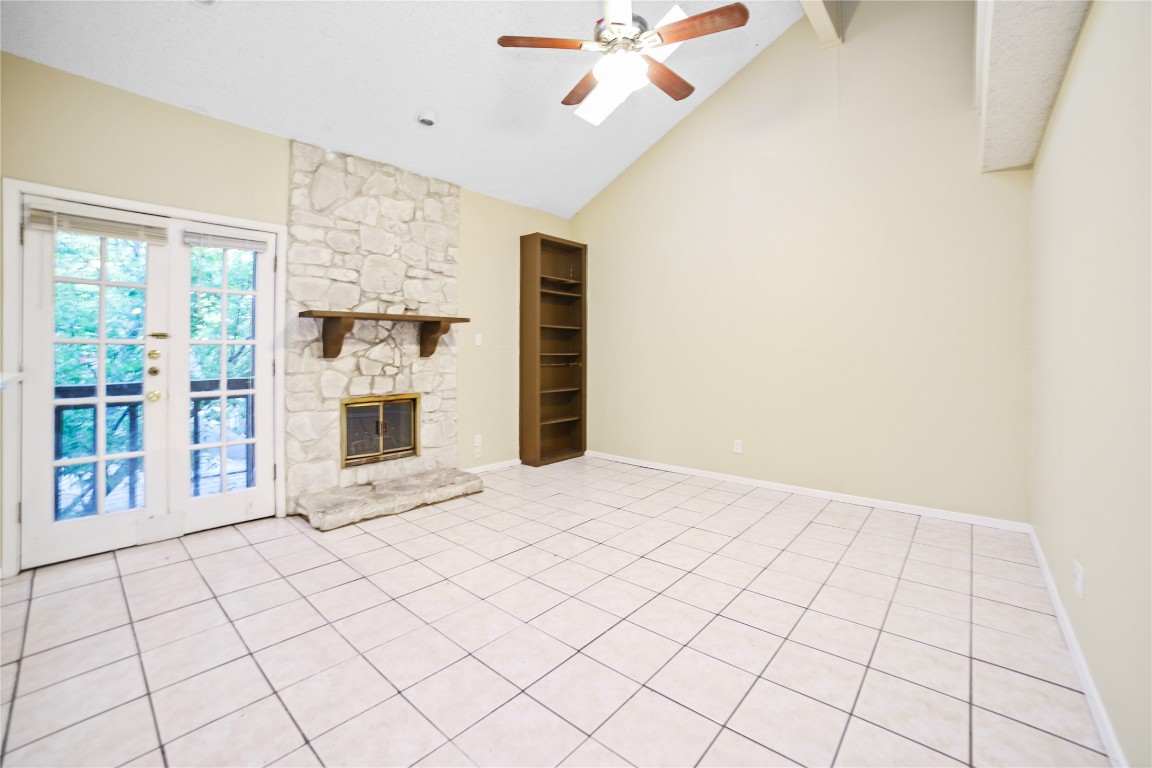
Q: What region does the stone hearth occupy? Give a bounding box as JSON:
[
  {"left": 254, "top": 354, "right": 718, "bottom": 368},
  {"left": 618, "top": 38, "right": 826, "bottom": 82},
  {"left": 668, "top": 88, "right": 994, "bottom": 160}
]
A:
[{"left": 294, "top": 468, "right": 482, "bottom": 531}]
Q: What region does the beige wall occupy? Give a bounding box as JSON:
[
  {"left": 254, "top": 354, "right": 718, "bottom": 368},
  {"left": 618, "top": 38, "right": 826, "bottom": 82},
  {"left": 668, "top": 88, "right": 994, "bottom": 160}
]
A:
[
  {"left": 0, "top": 53, "right": 290, "bottom": 224},
  {"left": 457, "top": 190, "right": 570, "bottom": 469},
  {"left": 571, "top": 1, "right": 1032, "bottom": 520},
  {"left": 1029, "top": 2, "right": 1152, "bottom": 764}
]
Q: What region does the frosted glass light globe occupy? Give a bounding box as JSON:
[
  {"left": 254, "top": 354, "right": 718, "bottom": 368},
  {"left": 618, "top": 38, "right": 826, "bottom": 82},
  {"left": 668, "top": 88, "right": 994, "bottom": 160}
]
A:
[{"left": 593, "top": 51, "right": 649, "bottom": 95}]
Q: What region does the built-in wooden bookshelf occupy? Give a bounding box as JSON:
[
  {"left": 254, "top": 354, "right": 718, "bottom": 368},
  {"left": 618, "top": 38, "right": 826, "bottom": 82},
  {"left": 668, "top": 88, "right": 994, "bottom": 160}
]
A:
[{"left": 520, "top": 233, "right": 586, "bottom": 466}]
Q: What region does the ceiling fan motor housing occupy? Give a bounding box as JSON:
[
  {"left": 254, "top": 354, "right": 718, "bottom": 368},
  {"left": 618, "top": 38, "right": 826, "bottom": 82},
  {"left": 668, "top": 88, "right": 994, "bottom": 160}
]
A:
[{"left": 595, "top": 13, "right": 649, "bottom": 45}]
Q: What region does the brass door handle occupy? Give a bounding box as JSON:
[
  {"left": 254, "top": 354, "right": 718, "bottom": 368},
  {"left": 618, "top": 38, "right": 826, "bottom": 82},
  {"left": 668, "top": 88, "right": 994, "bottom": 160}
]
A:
[
  {"left": 146, "top": 391, "right": 161, "bottom": 402},
  {"left": 148, "top": 367, "right": 160, "bottom": 376},
  {"left": 147, "top": 350, "right": 161, "bottom": 360}
]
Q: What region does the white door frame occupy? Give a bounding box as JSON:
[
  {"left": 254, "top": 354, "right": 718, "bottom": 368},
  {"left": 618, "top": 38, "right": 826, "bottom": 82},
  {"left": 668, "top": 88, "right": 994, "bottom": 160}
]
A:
[{"left": 1, "top": 178, "right": 288, "bottom": 578}]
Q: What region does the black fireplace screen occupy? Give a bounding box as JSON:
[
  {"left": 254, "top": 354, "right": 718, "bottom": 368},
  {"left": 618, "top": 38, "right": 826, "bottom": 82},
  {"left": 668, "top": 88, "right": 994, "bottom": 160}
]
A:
[{"left": 342, "top": 395, "right": 419, "bottom": 466}]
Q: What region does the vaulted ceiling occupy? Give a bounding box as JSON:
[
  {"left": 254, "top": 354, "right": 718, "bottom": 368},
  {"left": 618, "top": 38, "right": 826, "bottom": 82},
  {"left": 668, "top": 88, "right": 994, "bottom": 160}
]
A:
[
  {"left": 1, "top": 0, "right": 804, "bottom": 217},
  {"left": 2, "top": 1, "right": 1091, "bottom": 214}
]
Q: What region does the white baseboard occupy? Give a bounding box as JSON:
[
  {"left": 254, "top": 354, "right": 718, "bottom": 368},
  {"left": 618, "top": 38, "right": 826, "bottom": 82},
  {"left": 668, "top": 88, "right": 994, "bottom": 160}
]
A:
[
  {"left": 1030, "top": 534, "right": 1128, "bottom": 766},
  {"left": 467, "top": 459, "right": 521, "bottom": 475},
  {"left": 585, "top": 449, "right": 1125, "bottom": 765},
  {"left": 585, "top": 451, "right": 1032, "bottom": 532}
]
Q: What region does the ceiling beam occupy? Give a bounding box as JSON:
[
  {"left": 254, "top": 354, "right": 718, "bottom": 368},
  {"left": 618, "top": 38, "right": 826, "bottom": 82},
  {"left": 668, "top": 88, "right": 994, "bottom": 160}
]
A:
[
  {"left": 979, "top": 0, "right": 1090, "bottom": 171},
  {"left": 801, "top": 0, "right": 843, "bottom": 50}
]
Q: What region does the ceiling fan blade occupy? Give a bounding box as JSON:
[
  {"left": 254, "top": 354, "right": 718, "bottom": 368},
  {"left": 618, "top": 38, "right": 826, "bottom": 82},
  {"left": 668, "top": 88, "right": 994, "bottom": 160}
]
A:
[
  {"left": 643, "top": 56, "right": 695, "bottom": 101},
  {"left": 604, "top": 0, "right": 633, "bottom": 27},
  {"left": 562, "top": 69, "right": 599, "bottom": 106},
  {"left": 649, "top": 2, "right": 750, "bottom": 46},
  {"left": 498, "top": 36, "right": 587, "bottom": 50}
]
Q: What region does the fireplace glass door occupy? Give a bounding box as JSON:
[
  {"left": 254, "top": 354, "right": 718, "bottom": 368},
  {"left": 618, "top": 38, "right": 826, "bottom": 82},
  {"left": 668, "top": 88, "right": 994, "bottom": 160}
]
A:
[{"left": 342, "top": 395, "right": 419, "bottom": 466}]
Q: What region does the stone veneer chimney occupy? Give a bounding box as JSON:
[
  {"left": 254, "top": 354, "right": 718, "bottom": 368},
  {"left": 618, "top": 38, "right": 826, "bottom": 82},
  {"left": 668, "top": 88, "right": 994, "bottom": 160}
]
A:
[{"left": 284, "top": 141, "right": 470, "bottom": 519}]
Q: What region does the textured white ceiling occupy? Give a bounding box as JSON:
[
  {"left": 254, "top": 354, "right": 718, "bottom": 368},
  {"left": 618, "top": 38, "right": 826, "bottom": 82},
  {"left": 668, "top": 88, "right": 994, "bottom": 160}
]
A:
[
  {"left": 979, "top": 0, "right": 1089, "bottom": 171},
  {"left": 1, "top": 0, "right": 803, "bottom": 217}
]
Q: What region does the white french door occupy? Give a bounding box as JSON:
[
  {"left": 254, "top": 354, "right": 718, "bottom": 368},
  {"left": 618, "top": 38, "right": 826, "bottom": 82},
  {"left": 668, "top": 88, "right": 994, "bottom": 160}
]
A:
[{"left": 19, "top": 195, "right": 276, "bottom": 567}]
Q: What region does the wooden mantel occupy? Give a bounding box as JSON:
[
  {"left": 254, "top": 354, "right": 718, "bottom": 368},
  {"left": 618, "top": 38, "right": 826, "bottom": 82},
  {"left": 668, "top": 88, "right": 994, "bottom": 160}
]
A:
[{"left": 299, "top": 311, "right": 470, "bottom": 358}]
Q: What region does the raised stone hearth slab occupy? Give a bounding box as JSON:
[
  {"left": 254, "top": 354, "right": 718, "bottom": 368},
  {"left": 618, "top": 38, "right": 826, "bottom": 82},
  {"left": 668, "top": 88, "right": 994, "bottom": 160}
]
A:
[{"left": 294, "top": 468, "right": 483, "bottom": 531}]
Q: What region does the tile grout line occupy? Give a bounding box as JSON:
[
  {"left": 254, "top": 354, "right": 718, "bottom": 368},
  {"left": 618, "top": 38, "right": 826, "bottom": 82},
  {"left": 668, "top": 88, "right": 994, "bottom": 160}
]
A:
[
  {"left": 0, "top": 559, "right": 163, "bottom": 765},
  {"left": 184, "top": 526, "right": 442, "bottom": 765},
  {"left": 687, "top": 497, "right": 880, "bottom": 766},
  {"left": 110, "top": 550, "right": 170, "bottom": 768},
  {"left": 180, "top": 528, "right": 318, "bottom": 766},
  {"left": 0, "top": 569, "right": 36, "bottom": 760},
  {"left": 825, "top": 503, "right": 909, "bottom": 768},
  {"left": 222, "top": 511, "right": 627, "bottom": 764},
  {"left": 428, "top": 475, "right": 783, "bottom": 766},
  {"left": 828, "top": 508, "right": 970, "bottom": 767},
  {"left": 969, "top": 522, "right": 976, "bottom": 768},
  {"left": 647, "top": 498, "right": 836, "bottom": 767},
  {"left": 362, "top": 467, "right": 695, "bottom": 766}
]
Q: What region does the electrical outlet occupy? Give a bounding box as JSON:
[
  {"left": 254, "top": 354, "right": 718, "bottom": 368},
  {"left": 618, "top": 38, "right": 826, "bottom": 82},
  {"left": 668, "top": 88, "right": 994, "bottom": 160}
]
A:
[
  {"left": 733, "top": 439, "right": 743, "bottom": 454},
  {"left": 474, "top": 434, "right": 483, "bottom": 447},
  {"left": 474, "top": 333, "right": 484, "bottom": 346},
  {"left": 473, "top": 445, "right": 482, "bottom": 458},
  {"left": 1072, "top": 559, "right": 1085, "bottom": 599}
]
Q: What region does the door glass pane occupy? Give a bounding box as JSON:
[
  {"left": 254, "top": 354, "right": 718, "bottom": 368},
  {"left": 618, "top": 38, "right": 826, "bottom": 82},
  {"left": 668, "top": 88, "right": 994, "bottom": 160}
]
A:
[
  {"left": 191, "top": 247, "right": 224, "bottom": 289},
  {"left": 105, "top": 458, "right": 145, "bottom": 513},
  {"left": 55, "top": 232, "right": 101, "bottom": 280},
  {"left": 226, "top": 396, "right": 253, "bottom": 439},
  {"left": 191, "top": 448, "right": 223, "bottom": 496},
  {"left": 106, "top": 345, "right": 144, "bottom": 396},
  {"left": 227, "top": 345, "right": 254, "bottom": 390},
  {"left": 187, "top": 239, "right": 264, "bottom": 500},
  {"left": 55, "top": 405, "right": 96, "bottom": 459},
  {"left": 55, "top": 463, "right": 97, "bottom": 520},
  {"left": 106, "top": 239, "right": 147, "bottom": 283},
  {"left": 55, "top": 343, "right": 98, "bottom": 399},
  {"left": 226, "top": 294, "right": 254, "bottom": 340},
  {"left": 190, "top": 345, "right": 221, "bottom": 392},
  {"left": 55, "top": 283, "right": 100, "bottom": 338},
  {"left": 226, "top": 444, "right": 255, "bottom": 491},
  {"left": 190, "top": 398, "right": 222, "bottom": 444},
  {"left": 106, "top": 287, "right": 146, "bottom": 339},
  {"left": 106, "top": 403, "right": 144, "bottom": 453},
  {"left": 49, "top": 230, "right": 150, "bottom": 524},
  {"left": 226, "top": 250, "right": 256, "bottom": 291},
  {"left": 190, "top": 292, "right": 222, "bottom": 339}
]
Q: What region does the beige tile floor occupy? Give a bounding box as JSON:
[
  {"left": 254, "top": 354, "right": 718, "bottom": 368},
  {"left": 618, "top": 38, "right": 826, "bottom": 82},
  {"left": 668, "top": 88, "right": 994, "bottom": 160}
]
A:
[{"left": 0, "top": 458, "right": 1110, "bottom": 767}]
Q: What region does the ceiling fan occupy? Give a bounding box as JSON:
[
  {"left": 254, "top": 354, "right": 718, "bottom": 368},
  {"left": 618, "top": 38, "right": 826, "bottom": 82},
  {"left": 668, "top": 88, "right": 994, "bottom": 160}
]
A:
[{"left": 497, "top": 1, "right": 750, "bottom": 112}]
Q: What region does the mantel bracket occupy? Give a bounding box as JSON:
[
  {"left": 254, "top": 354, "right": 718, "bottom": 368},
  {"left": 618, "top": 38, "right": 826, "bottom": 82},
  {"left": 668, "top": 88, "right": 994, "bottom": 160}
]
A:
[
  {"left": 320, "top": 317, "right": 357, "bottom": 358},
  {"left": 419, "top": 321, "right": 455, "bottom": 358}
]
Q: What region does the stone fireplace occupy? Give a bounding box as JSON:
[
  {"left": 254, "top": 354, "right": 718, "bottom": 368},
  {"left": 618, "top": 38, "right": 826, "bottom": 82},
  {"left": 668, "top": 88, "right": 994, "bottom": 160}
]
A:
[{"left": 284, "top": 141, "right": 481, "bottom": 530}]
